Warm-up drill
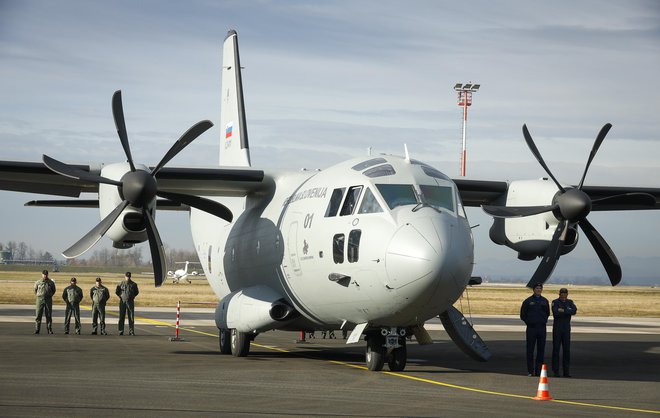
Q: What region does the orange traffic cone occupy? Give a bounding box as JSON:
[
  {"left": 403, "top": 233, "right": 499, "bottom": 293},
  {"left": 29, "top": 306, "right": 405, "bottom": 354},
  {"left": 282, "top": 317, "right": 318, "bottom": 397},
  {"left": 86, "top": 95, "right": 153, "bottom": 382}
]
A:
[{"left": 532, "top": 364, "right": 553, "bottom": 401}]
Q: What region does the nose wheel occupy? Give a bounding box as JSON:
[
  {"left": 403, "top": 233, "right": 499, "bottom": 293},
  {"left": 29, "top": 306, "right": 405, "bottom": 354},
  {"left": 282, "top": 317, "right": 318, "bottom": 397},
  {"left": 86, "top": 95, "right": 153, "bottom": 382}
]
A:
[
  {"left": 387, "top": 342, "right": 407, "bottom": 372},
  {"left": 366, "top": 335, "right": 386, "bottom": 371},
  {"left": 365, "top": 328, "right": 408, "bottom": 372}
]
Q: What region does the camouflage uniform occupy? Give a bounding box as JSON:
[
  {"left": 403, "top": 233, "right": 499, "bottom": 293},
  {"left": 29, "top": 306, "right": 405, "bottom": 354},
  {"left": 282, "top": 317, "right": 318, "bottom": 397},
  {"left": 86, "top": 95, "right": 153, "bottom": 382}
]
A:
[
  {"left": 34, "top": 274, "right": 56, "bottom": 334},
  {"left": 62, "top": 279, "right": 83, "bottom": 334},
  {"left": 116, "top": 274, "right": 139, "bottom": 335},
  {"left": 90, "top": 279, "right": 110, "bottom": 335}
]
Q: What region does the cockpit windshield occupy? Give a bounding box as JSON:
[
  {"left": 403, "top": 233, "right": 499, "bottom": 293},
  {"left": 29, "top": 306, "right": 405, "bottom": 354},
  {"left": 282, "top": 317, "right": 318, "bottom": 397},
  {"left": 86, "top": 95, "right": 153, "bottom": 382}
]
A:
[
  {"left": 375, "top": 184, "right": 418, "bottom": 209},
  {"left": 419, "top": 185, "right": 454, "bottom": 211}
]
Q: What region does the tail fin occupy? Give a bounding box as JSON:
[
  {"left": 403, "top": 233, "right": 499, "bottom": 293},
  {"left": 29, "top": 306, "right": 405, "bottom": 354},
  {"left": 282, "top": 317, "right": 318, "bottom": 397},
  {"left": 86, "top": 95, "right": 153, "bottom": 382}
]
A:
[{"left": 220, "top": 30, "right": 251, "bottom": 167}]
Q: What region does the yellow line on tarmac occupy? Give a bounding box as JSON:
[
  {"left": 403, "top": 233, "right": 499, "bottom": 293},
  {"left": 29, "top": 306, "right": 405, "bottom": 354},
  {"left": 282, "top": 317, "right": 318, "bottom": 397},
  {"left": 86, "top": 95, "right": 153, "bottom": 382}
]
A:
[{"left": 80, "top": 305, "right": 659, "bottom": 415}]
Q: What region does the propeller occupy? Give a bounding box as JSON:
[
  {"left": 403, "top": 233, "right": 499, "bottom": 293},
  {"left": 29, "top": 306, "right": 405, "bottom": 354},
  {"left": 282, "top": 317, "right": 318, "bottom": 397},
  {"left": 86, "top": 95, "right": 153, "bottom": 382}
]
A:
[
  {"left": 482, "top": 123, "right": 655, "bottom": 287},
  {"left": 43, "top": 90, "right": 233, "bottom": 287}
]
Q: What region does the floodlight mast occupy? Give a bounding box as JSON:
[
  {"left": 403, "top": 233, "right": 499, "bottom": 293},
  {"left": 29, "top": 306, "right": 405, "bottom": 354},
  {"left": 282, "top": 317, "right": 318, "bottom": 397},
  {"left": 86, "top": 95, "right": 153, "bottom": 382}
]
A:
[{"left": 454, "top": 82, "right": 480, "bottom": 176}]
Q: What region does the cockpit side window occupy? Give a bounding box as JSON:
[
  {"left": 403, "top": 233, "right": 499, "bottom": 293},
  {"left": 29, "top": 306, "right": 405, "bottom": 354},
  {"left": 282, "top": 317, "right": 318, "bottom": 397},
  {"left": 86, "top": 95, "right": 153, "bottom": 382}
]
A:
[
  {"left": 375, "top": 184, "right": 418, "bottom": 209},
  {"left": 352, "top": 158, "right": 387, "bottom": 171},
  {"left": 357, "top": 187, "right": 383, "bottom": 214},
  {"left": 456, "top": 188, "right": 467, "bottom": 218},
  {"left": 340, "top": 186, "right": 363, "bottom": 216},
  {"left": 419, "top": 185, "right": 454, "bottom": 212},
  {"left": 325, "top": 188, "right": 345, "bottom": 217}
]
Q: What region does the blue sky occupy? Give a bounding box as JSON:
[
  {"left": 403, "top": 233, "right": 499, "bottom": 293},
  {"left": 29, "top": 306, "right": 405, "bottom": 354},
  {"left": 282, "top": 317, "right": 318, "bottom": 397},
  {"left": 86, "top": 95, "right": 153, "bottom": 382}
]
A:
[{"left": 1, "top": 1, "right": 659, "bottom": 282}]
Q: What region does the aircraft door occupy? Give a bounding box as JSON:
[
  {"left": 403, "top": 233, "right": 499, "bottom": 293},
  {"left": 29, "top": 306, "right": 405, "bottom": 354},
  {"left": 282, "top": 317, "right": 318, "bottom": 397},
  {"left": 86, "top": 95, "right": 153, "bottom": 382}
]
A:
[{"left": 287, "top": 220, "right": 302, "bottom": 277}]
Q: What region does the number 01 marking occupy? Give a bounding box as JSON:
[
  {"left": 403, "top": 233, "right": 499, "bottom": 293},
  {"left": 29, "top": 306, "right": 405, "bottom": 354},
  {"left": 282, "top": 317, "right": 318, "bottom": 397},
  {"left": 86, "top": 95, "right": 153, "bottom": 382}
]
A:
[{"left": 304, "top": 213, "right": 314, "bottom": 228}]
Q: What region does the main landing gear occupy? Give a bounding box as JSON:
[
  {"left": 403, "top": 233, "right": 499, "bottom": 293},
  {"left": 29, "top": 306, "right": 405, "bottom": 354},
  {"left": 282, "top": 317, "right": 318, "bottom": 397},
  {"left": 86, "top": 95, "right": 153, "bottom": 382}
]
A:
[
  {"left": 218, "top": 328, "right": 253, "bottom": 357},
  {"left": 365, "top": 327, "right": 407, "bottom": 372}
]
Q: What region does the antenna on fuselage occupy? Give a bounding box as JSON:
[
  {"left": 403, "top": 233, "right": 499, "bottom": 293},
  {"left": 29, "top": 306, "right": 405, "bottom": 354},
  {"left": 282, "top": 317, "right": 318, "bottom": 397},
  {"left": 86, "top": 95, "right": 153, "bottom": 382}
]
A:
[{"left": 404, "top": 144, "right": 410, "bottom": 163}]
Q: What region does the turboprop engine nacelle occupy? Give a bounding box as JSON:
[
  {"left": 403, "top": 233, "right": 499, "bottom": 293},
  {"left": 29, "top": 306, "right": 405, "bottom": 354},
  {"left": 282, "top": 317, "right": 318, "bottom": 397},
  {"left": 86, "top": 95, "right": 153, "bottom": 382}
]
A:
[
  {"left": 488, "top": 179, "right": 578, "bottom": 260},
  {"left": 98, "top": 162, "right": 154, "bottom": 248},
  {"left": 215, "top": 285, "right": 299, "bottom": 333}
]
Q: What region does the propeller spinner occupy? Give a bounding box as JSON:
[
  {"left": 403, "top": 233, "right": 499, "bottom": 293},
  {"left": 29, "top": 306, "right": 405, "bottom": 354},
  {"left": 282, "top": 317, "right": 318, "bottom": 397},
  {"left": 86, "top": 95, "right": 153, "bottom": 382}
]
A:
[
  {"left": 482, "top": 123, "right": 655, "bottom": 287},
  {"left": 43, "top": 90, "right": 233, "bottom": 286}
]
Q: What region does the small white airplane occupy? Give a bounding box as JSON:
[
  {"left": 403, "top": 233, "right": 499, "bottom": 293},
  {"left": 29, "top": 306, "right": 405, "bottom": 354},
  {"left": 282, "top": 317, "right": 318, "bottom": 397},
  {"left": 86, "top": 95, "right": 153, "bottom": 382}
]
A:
[
  {"left": 1, "top": 30, "right": 659, "bottom": 372},
  {"left": 168, "top": 261, "right": 204, "bottom": 284}
]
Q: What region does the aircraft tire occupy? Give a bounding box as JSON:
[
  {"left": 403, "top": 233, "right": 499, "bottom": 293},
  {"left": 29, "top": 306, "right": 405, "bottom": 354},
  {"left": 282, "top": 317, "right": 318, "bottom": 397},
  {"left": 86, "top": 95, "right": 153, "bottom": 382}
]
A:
[
  {"left": 230, "top": 328, "right": 250, "bottom": 357},
  {"left": 365, "top": 335, "right": 386, "bottom": 371},
  {"left": 387, "top": 340, "right": 407, "bottom": 372},
  {"left": 219, "top": 329, "right": 231, "bottom": 354}
]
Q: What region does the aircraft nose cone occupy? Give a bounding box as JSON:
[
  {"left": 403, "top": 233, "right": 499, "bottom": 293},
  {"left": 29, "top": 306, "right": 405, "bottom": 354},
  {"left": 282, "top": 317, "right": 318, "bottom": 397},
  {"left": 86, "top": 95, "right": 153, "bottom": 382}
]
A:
[{"left": 385, "top": 219, "right": 443, "bottom": 288}]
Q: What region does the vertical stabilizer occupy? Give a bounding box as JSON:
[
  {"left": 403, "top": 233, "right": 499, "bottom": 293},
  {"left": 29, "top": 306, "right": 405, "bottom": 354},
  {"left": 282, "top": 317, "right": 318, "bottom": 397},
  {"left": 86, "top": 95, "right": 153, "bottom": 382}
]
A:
[{"left": 220, "top": 30, "right": 251, "bottom": 167}]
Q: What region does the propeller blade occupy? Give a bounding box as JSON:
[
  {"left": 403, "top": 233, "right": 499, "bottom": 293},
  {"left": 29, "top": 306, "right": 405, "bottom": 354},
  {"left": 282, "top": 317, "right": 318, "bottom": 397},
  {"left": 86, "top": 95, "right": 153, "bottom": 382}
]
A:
[
  {"left": 522, "top": 124, "right": 565, "bottom": 193},
  {"left": 578, "top": 218, "right": 622, "bottom": 286},
  {"left": 482, "top": 204, "right": 556, "bottom": 218},
  {"left": 578, "top": 123, "right": 612, "bottom": 189},
  {"left": 157, "top": 191, "right": 233, "bottom": 222},
  {"left": 62, "top": 200, "right": 129, "bottom": 258},
  {"left": 526, "top": 220, "right": 567, "bottom": 288},
  {"left": 43, "top": 155, "right": 122, "bottom": 186},
  {"left": 143, "top": 209, "right": 166, "bottom": 287},
  {"left": 112, "top": 90, "right": 136, "bottom": 172},
  {"left": 592, "top": 192, "right": 656, "bottom": 210},
  {"left": 151, "top": 120, "right": 214, "bottom": 176}
]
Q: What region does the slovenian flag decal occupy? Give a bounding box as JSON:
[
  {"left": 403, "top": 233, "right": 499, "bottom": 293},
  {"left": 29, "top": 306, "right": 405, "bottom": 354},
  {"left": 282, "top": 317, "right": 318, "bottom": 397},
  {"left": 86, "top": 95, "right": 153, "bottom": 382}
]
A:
[{"left": 225, "top": 122, "right": 233, "bottom": 139}]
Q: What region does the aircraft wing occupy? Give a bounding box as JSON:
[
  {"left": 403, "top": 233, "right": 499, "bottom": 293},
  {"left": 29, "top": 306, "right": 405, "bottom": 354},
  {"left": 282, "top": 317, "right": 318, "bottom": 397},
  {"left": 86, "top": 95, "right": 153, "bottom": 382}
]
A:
[
  {"left": 0, "top": 160, "right": 271, "bottom": 199},
  {"left": 453, "top": 178, "right": 660, "bottom": 209}
]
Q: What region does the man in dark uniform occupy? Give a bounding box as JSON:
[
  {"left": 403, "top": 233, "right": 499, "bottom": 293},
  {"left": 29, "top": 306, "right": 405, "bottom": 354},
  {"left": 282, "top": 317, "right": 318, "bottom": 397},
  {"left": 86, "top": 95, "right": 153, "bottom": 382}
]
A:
[
  {"left": 90, "top": 277, "right": 110, "bottom": 335},
  {"left": 62, "top": 277, "right": 83, "bottom": 334},
  {"left": 520, "top": 282, "right": 550, "bottom": 376},
  {"left": 34, "top": 269, "right": 56, "bottom": 334},
  {"left": 116, "top": 272, "right": 139, "bottom": 335},
  {"left": 552, "top": 288, "right": 577, "bottom": 377}
]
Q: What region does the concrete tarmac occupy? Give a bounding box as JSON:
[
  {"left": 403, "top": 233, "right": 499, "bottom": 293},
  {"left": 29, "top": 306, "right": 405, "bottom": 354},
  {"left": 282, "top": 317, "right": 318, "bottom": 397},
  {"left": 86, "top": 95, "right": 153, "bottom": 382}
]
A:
[{"left": 0, "top": 305, "right": 658, "bottom": 417}]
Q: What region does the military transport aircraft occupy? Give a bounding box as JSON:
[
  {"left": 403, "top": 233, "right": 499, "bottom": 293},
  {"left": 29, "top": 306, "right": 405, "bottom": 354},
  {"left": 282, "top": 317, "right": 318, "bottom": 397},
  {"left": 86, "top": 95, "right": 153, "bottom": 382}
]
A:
[{"left": 1, "top": 30, "right": 659, "bottom": 372}]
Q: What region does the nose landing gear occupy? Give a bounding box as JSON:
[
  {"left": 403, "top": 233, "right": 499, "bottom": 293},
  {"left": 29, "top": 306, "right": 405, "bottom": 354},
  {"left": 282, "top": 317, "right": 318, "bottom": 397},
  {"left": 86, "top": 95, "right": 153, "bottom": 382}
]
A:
[{"left": 365, "top": 327, "right": 408, "bottom": 371}]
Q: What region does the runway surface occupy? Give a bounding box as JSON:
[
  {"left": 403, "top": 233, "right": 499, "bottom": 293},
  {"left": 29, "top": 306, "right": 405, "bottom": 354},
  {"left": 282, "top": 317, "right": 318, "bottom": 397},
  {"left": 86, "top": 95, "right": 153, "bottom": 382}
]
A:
[{"left": 0, "top": 305, "right": 658, "bottom": 417}]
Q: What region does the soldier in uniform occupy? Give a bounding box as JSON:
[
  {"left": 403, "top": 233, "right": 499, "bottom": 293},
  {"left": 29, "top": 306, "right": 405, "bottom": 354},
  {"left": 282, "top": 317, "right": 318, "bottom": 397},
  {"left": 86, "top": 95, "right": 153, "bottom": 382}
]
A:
[
  {"left": 90, "top": 277, "right": 110, "bottom": 335},
  {"left": 34, "top": 269, "right": 56, "bottom": 334},
  {"left": 552, "top": 288, "right": 577, "bottom": 377},
  {"left": 520, "top": 282, "right": 550, "bottom": 376},
  {"left": 62, "top": 277, "right": 83, "bottom": 334},
  {"left": 116, "top": 272, "right": 139, "bottom": 335}
]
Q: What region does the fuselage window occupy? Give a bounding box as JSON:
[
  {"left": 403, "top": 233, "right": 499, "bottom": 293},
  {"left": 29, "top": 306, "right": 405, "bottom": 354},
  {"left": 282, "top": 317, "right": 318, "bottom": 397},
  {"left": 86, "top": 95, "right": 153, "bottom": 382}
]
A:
[
  {"left": 357, "top": 187, "right": 383, "bottom": 214},
  {"left": 347, "top": 229, "right": 361, "bottom": 263},
  {"left": 325, "top": 188, "right": 345, "bottom": 217},
  {"left": 419, "top": 185, "right": 454, "bottom": 212},
  {"left": 352, "top": 157, "right": 387, "bottom": 171},
  {"left": 375, "top": 184, "right": 418, "bottom": 209},
  {"left": 333, "top": 233, "right": 345, "bottom": 264},
  {"left": 340, "top": 185, "right": 363, "bottom": 216},
  {"left": 363, "top": 164, "right": 396, "bottom": 178}
]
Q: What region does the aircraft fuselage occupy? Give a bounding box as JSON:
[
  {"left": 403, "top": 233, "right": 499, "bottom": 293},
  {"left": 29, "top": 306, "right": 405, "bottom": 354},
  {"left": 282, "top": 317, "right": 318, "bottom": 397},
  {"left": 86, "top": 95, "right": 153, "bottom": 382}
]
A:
[{"left": 192, "top": 155, "right": 474, "bottom": 331}]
